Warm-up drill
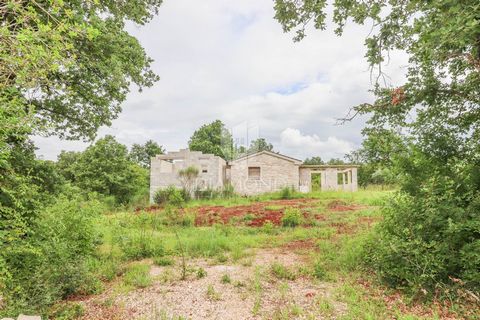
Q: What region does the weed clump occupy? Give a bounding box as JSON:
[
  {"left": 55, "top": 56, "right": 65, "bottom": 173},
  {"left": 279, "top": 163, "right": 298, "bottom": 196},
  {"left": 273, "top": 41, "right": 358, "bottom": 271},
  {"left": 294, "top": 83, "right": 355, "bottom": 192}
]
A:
[
  {"left": 279, "top": 186, "right": 296, "bottom": 199},
  {"left": 221, "top": 274, "right": 231, "bottom": 284},
  {"left": 196, "top": 267, "right": 207, "bottom": 279},
  {"left": 123, "top": 263, "right": 152, "bottom": 288},
  {"left": 153, "top": 256, "right": 174, "bottom": 266},
  {"left": 270, "top": 262, "right": 296, "bottom": 280},
  {"left": 281, "top": 208, "right": 303, "bottom": 227},
  {"left": 206, "top": 284, "right": 221, "bottom": 301},
  {"left": 312, "top": 260, "right": 328, "bottom": 280},
  {"left": 153, "top": 185, "right": 188, "bottom": 207}
]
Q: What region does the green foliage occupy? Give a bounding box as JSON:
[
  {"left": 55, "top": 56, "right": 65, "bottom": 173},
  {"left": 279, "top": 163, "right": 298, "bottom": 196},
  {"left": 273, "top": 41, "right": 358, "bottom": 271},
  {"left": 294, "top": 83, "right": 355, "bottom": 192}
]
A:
[
  {"left": 72, "top": 135, "right": 148, "bottom": 205},
  {"left": 56, "top": 151, "right": 82, "bottom": 182},
  {"left": 48, "top": 302, "right": 85, "bottom": 320},
  {"left": 194, "top": 184, "right": 236, "bottom": 200},
  {"left": 327, "top": 158, "right": 345, "bottom": 165},
  {"left": 281, "top": 208, "right": 303, "bottom": 227},
  {"left": 0, "top": 197, "right": 102, "bottom": 315},
  {"left": 303, "top": 156, "right": 324, "bottom": 165},
  {"left": 278, "top": 186, "right": 296, "bottom": 200},
  {"left": 153, "top": 186, "right": 187, "bottom": 207},
  {"left": 153, "top": 256, "right": 174, "bottom": 266},
  {"left": 1, "top": 0, "right": 161, "bottom": 141},
  {"left": 115, "top": 227, "right": 165, "bottom": 260},
  {"left": 130, "top": 140, "right": 165, "bottom": 168},
  {"left": 178, "top": 166, "right": 199, "bottom": 196},
  {"left": 248, "top": 138, "right": 274, "bottom": 154},
  {"left": 221, "top": 273, "right": 231, "bottom": 284},
  {"left": 123, "top": 263, "right": 152, "bottom": 288},
  {"left": 274, "top": 0, "right": 480, "bottom": 297},
  {"left": 196, "top": 267, "right": 207, "bottom": 279},
  {"left": 312, "top": 260, "right": 327, "bottom": 280},
  {"left": 1, "top": 0, "right": 162, "bottom": 315},
  {"left": 365, "top": 188, "right": 480, "bottom": 293},
  {"left": 270, "top": 262, "right": 296, "bottom": 280},
  {"left": 188, "top": 120, "right": 234, "bottom": 160}
]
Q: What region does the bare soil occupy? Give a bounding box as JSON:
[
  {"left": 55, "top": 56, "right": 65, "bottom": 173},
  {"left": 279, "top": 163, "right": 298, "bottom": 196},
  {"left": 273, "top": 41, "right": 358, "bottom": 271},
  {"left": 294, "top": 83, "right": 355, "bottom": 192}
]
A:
[
  {"left": 80, "top": 248, "right": 346, "bottom": 320},
  {"left": 194, "top": 199, "right": 320, "bottom": 227}
]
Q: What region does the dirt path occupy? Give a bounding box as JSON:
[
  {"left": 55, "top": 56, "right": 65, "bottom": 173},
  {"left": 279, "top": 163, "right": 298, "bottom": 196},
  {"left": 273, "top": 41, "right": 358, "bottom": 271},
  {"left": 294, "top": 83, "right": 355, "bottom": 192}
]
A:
[{"left": 80, "top": 248, "right": 346, "bottom": 320}]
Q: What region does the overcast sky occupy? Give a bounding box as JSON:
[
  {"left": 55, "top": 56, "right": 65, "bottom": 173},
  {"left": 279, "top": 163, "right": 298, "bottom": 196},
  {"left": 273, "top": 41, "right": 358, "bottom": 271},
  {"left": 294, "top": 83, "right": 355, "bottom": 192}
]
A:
[{"left": 34, "top": 0, "right": 407, "bottom": 161}]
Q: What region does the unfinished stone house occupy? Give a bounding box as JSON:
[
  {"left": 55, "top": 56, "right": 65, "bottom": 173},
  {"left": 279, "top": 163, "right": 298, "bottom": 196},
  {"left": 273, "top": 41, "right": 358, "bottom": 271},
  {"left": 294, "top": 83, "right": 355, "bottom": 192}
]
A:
[{"left": 150, "top": 149, "right": 358, "bottom": 201}]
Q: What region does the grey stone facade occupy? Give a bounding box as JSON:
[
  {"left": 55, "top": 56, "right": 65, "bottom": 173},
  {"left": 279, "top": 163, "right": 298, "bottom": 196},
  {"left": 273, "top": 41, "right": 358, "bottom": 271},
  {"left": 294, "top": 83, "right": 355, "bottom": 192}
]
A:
[
  {"left": 150, "top": 149, "right": 359, "bottom": 202},
  {"left": 229, "top": 151, "right": 302, "bottom": 195},
  {"left": 149, "top": 149, "right": 226, "bottom": 202}
]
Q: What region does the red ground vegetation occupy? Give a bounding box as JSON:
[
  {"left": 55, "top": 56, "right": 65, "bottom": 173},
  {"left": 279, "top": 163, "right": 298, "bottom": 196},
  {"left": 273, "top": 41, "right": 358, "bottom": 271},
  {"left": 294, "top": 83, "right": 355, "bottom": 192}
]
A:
[{"left": 194, "top": 198, "right": 318, "bottom": 227}]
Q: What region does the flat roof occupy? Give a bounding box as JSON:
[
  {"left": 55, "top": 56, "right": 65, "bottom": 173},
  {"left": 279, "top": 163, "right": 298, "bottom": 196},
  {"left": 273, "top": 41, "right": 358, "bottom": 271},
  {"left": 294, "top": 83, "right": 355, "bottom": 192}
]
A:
[{"left": 299, "top": 164, "right": 360, "bottom": 168}]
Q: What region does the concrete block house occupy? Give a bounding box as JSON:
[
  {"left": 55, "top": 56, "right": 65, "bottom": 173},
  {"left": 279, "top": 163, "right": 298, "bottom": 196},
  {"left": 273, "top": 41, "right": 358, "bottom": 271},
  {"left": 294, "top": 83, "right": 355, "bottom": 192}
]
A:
[{"left": 150, "top": 149, "right": 358, "bottom": 201}]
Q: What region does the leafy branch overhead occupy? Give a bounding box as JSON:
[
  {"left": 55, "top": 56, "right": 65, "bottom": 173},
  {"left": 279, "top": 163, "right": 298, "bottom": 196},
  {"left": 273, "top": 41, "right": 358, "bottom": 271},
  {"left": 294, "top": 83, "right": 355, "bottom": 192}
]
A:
[
  {"left": 275, "top": 0, "right": 480, "bottom": 294},
  {"left": 274, "top": 0, "right": 480, "bottom": 141},
  {"left": 1, "top": 0, "right": 162, "bottom": 141}
]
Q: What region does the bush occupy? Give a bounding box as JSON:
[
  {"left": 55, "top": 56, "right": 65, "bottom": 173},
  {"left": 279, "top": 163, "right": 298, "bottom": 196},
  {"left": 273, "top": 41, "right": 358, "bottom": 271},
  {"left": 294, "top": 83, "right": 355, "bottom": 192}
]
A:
[
  {"left": 0, "top": 198, "right": 102, "bottom": 315},
  {"left": 194, "top": 186, "right": 222, "bottom": 200},
  {"left": 153, "top": 185, "right": 187, "bottom": 207},
  {"left": 116, "top": 231, "right": 165, "bottom": 260},
  {"left": 281, "top": 208, "right": 303, "bottom": 227},
  {"left": 48, "top": 302, "right": 85, "bottom": 320},
  {"left": 364, "top": 190, "right": 480, "bottom": 294},
  {"left": 279, "top": 186, "right": 296, "bottom": 199}
]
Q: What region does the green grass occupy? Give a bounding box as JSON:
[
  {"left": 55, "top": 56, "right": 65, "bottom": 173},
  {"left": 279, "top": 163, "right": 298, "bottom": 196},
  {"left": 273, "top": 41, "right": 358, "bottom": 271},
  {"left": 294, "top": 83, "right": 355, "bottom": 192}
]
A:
[
  {"left": 88, "top": 189, "right": 470, "bottom": 320},
  {"left": 153, "top": 256, "right": 174, "bottom": 266},
  {"left": 270, "top": 262, "right": 297, "bottom": 280},
  {"left": 221, "top": 273, "right": 231, "bottom": 284},
  {"left": 123, "top": 263, "right": 152, "bottom": 288}
]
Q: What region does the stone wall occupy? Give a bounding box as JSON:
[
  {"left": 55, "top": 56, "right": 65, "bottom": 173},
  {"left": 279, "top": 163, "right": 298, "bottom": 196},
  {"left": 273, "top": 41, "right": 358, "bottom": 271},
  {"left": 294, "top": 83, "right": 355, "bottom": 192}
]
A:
[
  {"left": 230, "top": 153, "right": 300, "bottom": 195},
  {"left": 298, "top": 166, "right": 359, "bottom": 192},
  {"left": 149, "top": 149, "right": 226, "bottom": 202}
]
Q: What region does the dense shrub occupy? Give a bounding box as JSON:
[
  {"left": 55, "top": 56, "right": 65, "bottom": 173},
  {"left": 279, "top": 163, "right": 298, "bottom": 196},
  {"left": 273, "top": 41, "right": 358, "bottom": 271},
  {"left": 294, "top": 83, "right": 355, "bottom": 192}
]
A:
[
  {"left": 153, "top": 185, "right": 187, "bottom": 207},
  {"left": 365, "top": 185, "right": 480, "bottom": 294},
  {"left": 0, "top": 198, "right": 103, "bottom": 316},
  {"left": 57, "top": 136, "right": 149, "bottom": 206},
  {"left": 281, "top": 208, "right": 303, "bottom": 227}
]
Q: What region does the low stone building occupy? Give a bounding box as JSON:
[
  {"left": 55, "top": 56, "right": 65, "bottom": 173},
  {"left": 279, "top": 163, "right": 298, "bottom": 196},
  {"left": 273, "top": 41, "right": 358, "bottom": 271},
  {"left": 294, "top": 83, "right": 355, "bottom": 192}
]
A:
[
  {"left": 150, "top": 149, "right": 358, "bottom": 201},
  {"left": 149, "top": 149, "right": 226, "bottom": 201}
]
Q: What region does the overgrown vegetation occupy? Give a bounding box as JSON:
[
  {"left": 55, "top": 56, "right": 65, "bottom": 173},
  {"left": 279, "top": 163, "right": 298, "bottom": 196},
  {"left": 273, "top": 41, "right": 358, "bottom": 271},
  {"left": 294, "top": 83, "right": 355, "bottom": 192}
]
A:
[{"left": 274, "top": 0, "right": 480, "bottom": 299}]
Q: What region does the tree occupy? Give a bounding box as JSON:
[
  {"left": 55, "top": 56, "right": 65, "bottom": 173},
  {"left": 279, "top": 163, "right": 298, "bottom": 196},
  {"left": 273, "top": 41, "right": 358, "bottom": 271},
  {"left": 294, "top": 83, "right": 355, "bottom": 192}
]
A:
[
  {"left": 326, "top": 158, "right": 345, "bottom": 165},
  {"left": 1, "top": 0, "right": 161, "bottom": 312},
  {"left": 178, "top": 166, "right": 199, "bottom": 197},
  {"left": 274, "top": 0, "right": 480, "bottom": 293},
  {"left": 188, "top": 120, "right": 234, "bottom": 160},
  {"left": 74, "top": 135, "right": 147, "bottom": 204},
  {"left": 248, "top": 138, "right": 274, "bottom": 153},
  {"left": 303, "top": 156, "right": 324, "bottom": 165},
  {"left": 2, "top": 0, "right": 161, "bottom": 141},
  {"left": 56, "top": 151, "right": 82, "bottom": 182},
  {"left": 130, "top": 140, "right": 165, "bottom": 168}
]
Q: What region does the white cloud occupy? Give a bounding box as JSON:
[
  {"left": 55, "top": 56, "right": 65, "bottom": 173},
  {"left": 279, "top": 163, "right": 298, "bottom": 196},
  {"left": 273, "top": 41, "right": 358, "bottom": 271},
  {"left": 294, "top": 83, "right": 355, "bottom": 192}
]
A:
[
  {"left": 280, "top": 128, "right": 354, "bottom": 160},
  {"left": 34, "top": 0, "right": 408, "bottom": 160}
]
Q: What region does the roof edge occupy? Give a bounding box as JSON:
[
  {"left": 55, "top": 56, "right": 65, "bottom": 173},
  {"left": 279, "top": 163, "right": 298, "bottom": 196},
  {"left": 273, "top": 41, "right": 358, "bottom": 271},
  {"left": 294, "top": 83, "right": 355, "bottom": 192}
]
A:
[{"left": 231, "top": 150, "right": 302, "bottom": 164}]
